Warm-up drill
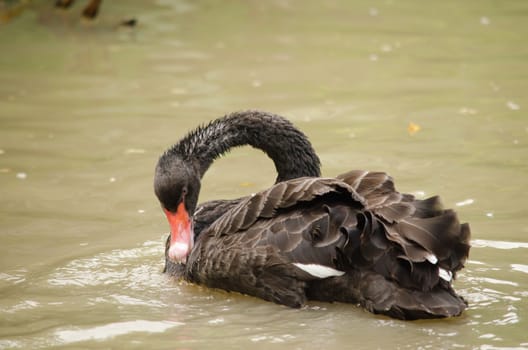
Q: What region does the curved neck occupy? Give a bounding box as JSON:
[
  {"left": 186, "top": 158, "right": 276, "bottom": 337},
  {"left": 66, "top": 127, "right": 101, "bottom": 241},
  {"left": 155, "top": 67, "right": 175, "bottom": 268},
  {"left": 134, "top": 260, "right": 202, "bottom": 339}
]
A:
[{"left": 167, "top": 110, "right": 321, "bottom": 182}]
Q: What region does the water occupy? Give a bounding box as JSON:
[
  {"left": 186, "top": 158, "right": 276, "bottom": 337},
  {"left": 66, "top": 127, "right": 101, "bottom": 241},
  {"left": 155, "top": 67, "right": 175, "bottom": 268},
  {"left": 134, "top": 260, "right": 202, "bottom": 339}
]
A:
[{"left": 1, "top": 1, "right": 527, "bottom": 349}]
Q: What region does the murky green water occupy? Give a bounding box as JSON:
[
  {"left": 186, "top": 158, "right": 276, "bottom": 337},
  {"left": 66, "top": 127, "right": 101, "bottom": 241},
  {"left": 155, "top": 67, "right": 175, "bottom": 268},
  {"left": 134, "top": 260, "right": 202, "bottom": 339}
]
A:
[{"left": 1, "top": 1, "right": 527, "bottom": 349}]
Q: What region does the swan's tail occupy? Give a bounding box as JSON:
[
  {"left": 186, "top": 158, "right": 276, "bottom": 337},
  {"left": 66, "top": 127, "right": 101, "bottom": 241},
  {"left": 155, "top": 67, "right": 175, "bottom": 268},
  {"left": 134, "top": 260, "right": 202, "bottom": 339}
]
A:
[
  {"left": 322, "top": 170, "right": 472, "bottom": 319},
  {"left": 355, "top": 257, "right": 469, "bottom": 319},
  {"left": 307, "top": 268, "right": 468, "bottom": 320}
]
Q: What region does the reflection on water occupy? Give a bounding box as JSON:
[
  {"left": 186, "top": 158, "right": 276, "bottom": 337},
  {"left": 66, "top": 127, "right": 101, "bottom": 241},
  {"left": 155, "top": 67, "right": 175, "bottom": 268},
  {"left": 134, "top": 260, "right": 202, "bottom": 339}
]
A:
[{"left": 1, "top": 0, "right": 527, "bottom": 349}]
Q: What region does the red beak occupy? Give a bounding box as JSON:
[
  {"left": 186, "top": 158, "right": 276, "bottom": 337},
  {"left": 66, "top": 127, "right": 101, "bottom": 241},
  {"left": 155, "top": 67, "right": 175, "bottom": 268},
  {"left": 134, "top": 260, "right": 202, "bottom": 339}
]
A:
[{"left": 164, "top": 202, "right": 194, "bottom": 262}]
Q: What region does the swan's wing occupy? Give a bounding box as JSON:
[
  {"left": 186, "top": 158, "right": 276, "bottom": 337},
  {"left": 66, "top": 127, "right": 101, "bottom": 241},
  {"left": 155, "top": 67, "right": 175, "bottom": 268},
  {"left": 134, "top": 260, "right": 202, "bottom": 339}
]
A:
[
  {"left": 185, "top": 177, "right": 362, "bottom": 307},
  {"left": 205, "top": 177, "right": 364, "bottom": 237},
  {"left": 337, "top": 170, "right": 415, "bottom": 222},
  {"left": 193, "top": 199, "right": 242, "bottom": 238},
  {"left": 201, "top": 173, "right": 469, "bottom": 279},
  {"left": 187, "top": 173, "right": 470, "bottom": 319},
  {"left": 337, "top": 170, "right": 470, "bottom": 273},
  {"left": 185, "top": 196, "right": 358, "bottom": 308}
]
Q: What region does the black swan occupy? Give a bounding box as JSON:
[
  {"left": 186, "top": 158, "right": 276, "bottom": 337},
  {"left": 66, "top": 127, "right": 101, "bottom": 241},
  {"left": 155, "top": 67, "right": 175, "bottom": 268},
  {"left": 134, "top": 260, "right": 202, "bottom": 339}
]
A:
[{"left": 154, "top": 110, "right": 471, "bottom": 320}]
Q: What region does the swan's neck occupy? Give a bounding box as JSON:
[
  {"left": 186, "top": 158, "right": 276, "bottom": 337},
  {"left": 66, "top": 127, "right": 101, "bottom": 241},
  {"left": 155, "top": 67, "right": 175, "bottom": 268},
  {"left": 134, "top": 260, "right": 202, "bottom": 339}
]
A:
[{"left": 168, "top": 111, "right": 321, "bottom": 182}]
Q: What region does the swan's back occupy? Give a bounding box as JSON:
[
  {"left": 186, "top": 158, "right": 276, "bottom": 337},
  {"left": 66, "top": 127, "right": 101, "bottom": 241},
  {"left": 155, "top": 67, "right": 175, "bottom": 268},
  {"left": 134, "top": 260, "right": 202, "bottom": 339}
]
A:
[{"left": 184, "top": 170, "right": 470, "bottom": 319}]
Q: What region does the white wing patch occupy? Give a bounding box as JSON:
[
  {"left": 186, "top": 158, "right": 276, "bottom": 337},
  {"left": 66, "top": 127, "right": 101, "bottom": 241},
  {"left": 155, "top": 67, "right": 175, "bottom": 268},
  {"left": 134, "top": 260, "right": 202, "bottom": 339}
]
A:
[
  {"left": 438, "top": 268, "right": 453, "bottom": 282},
  {"left": 425, "top": 253, "right": 438, "bottom": 264},
  {"left": 293, "top": 263, "right": 346, "bottom": 279}
]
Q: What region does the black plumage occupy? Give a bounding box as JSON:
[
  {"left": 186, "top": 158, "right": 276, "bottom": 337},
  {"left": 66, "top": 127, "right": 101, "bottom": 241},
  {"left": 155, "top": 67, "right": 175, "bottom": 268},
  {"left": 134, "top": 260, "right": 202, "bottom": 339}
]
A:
[{"left": 155, "top": 110, "right": 471, "bottom": 320}]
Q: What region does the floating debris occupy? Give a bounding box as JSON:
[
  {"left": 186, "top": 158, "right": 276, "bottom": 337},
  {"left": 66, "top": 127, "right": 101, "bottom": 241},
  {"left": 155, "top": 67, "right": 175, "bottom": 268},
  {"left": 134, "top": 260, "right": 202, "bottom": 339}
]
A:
[
  {"left": 109, "top": 177, "right": 116, "bottom": 183},
  {"left": 506, "top": 101, "right": 520, "bottom": 110},
  {"left": 369, "top": 7, "right": 379, "bottom": 16},
  {"left": 490, "top": 81, "right": 500, "bottom": 92},
  {"left": 0, "top": 0, "right": 29, "bottom": 24},
  {"left": 170, "top": 88, "right": 187, "bottom": 95},
  {"left": 456, "top": 199, "right": 475, "bottom": 207},
  {"left": 207, "top": 317, "right": 225, "bottom": 325},
  {"left": 137, "top": 209, "right": 145, "bottom": 214},
  {"left": 16, "top": 172, "right": 27, "bottom": 180},
  {"left": 215, "top": 41, "right": 226, "bottom": 49},
  {"left": 380, "top": 44, "right": 392, "bottom": 52},
  {"left": 458, "top": 107, "right": 478, "bottom": 115},
  {"left": 120, "top": 18, "right": 137, "bottom": 27},
  {"left": 486, "top": 212, "right": 494, "bottom": 218},
  {"left": 407, "top": 122, "right": 421, "bottom": 135},
  {"left": 480, "top": 16, "right": 490, "bottom": 25},
  {"left": 124, "top": 148, "right": 146, "bottom": 155},
  {"left": 0, "top": 149, "right": 4, "bottom": 155},
  {"left": 369, "top": 54, "right": 379, "bottom": 62}
]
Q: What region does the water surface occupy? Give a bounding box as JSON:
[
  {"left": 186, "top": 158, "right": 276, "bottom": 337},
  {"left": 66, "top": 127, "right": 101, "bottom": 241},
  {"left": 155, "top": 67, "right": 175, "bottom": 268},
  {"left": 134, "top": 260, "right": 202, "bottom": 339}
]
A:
[{"left": 1, "top": 1, "right": 527, "bottom": 349}]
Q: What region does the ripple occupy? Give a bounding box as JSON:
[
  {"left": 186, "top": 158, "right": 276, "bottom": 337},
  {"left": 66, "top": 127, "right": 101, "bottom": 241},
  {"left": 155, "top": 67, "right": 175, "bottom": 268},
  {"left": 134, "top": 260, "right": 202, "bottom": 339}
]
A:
[
  {"left": 47, "top": 239, "right": 165, "bottom": 290},
  {"left": 479, "top": 346, "right": 528, "bottom": 350},
  {"left": 207, "top": 317, "right": 225, "bottom": 325},
  {"left": 479, "top": 334, "right": 495, "bottom": 339},
  {"left": 511, "top": 264, "right": 528, "bottom": 274},
  {"left": 463, "top": 285, "right": 512, "bottom": 307},
  {"left": 0, "top": 271, "right": 26, "bottom": 285},
  {"left": 110, "top": 294, "right": 166, "bottom": 307},
  {"left": 474, "top": 277, "right": 518, "bottom": 287},
  {"left": 485, "top": 311, "right": 519, "bottom": 326},
  {"left": 249, "top": 334, "right": 296, "bottom": 344},
  {"left": 472, "top": 239, "right": 528, "bottom": 249},
  {"left": 55, "top": 320, "right": 183, "bottom": 343},
  {"left": 0, "top": 340, "right": 20, "bottom": 350},
  {"left": 2, "top": 300, "right": 40, "bottom": 313}
]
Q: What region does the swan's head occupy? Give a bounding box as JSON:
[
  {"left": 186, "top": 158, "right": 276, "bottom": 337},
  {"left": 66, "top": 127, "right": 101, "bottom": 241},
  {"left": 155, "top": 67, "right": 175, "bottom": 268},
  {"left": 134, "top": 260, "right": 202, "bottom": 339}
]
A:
[{"left": 154, "top": 155, "right": 201, "bottom": 263}]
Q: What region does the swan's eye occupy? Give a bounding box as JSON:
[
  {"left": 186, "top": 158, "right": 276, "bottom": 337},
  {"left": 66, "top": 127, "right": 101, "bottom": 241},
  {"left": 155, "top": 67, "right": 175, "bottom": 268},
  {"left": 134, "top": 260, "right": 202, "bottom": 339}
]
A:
[{"left": 182, "top": 187, "right": 188, "bottom": 196}]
